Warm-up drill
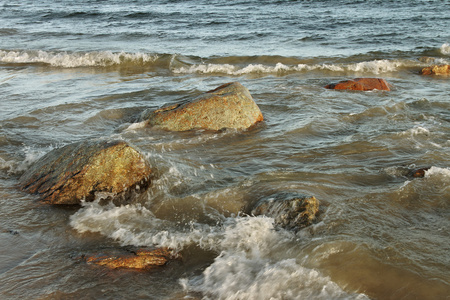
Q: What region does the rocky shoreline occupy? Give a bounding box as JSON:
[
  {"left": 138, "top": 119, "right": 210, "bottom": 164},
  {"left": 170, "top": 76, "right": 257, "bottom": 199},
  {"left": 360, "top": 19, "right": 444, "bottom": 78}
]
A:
[{"left": 16, "top": 63, "right": 447, "bottom": 270}]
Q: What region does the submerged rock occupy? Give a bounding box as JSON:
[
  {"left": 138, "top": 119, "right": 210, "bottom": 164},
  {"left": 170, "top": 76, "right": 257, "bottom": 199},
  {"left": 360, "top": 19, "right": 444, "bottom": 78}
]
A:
[
  {"left": 325, "top": 78, "right": 390, "bottom": 91},
  {"left": 251, "top": 193, "right": 319, "bottom": 231},
  {"left": 83, "top": 247, "right": 179, "bottom": 270},
  {"left": 406, "top": 167, "right": 431, "bottom": 178},
  {"left": 19, "top": 139, "right": 152, "bottom": 205},
  {"left": 420, "top": 65, "right": 450, "bottom": 75},
  {"left": 139, "top": 82, "right": 264, "bottom": 131}
]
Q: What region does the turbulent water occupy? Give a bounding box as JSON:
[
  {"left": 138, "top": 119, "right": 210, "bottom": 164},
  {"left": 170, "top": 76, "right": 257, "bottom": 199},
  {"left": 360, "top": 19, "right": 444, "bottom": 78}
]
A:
[{"left": 1, "top": 0, "right": 449, "bottom": 299}]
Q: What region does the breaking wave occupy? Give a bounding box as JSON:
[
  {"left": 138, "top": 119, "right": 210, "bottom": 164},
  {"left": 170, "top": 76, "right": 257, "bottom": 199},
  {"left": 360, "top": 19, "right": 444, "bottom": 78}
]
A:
[
  {"left": 441, "top": 43, "right": 450, "bottom": 55},
  {"left": 172, "top": 59, "right": 418, "bottom": 75},
  {"left": 70, "top": 201, "right": 369, "bottom": 299},
  {"left": 0, "top": 49, "right": 159, "bottom": 68},
  {"left": 0, "top": 49, "right": 425, "bottom": 75}
]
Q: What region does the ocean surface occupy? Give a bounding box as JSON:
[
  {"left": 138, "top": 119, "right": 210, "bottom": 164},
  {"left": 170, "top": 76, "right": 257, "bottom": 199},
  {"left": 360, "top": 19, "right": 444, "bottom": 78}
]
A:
[{"left": 1, "top": 0, "right": 449, "bottom": 299}]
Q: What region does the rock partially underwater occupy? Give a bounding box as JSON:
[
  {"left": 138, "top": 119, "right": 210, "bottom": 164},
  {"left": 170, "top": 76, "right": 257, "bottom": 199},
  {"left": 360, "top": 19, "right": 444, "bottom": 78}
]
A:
[
  {"left": 405, "top": 167, "right": 431, "bottom": 178},
  {"left": 19, "top": 139, "right": 152, "bottom": 205},
  {"left": 325, "top": 78, "right": 391, "bottom": 91},
  {"left": 250, "top": 193, "right": 319, "bottom": 231},
  {"left": 80, "top": 247, "right": 180, "bottom": 270},
  {"left": 139, "top": 82, "right": 264, "bottom": 131},
  {"left": 420, "top": 64, "right": 450, "bottom": 75}
]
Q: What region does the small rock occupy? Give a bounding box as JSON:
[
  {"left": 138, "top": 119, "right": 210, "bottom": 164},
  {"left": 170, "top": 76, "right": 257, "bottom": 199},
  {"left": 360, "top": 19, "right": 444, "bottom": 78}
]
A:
[
  {"left": 251, "top": 193, "right": 319, "bottom": 231},
  {"left": 83, "top": 247, "right": 179, "bottom": 270},
  {"left": 139, "top": 82, "right": 264, "bottom": 131},
  {"left": 19, "top": 139, "right": 152, "bottom": 205},
  {"left": 325, "top": 78, "right": 390, "bottom": 91},
  {"left": 406, "top": 167, "right": 431, "bottom": 178},
  {"left": 418, "top": 57, "right": 437, "bottom": 64},
  {"left": 420, "top": 65, "right": 450, "bottom": 75}
]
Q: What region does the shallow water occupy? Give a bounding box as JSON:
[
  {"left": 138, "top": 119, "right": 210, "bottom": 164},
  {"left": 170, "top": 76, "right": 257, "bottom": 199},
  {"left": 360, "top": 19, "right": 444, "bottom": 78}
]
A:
[{"left": 1, "top": 1, "right": 449, "bottom": 299}]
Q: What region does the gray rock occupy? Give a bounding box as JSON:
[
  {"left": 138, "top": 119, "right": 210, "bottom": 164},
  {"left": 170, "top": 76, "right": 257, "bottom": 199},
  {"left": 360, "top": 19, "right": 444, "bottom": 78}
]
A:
[{"left": 251, "top": 193, "right": 319, "bottom": 231}]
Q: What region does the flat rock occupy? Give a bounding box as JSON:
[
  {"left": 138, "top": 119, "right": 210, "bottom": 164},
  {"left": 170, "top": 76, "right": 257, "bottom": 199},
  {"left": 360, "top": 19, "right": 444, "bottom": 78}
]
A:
[
  {"left": 139, "top": 82, "right": 264, "bottom": 131},
  {"left": 325, "top": 78, "right": 390, "bottom": 91},
  {"left": 251, "top": 193, "right": 319, "bottom": 231},
  {"left": 420, "top": 65, "right": 450, "bottom": 75},
  {"left": 82, "top": 247, "right": 179, "bottom": 270},
  {"left": 19, "top": 139, "right": 152, "bottom": 205}
]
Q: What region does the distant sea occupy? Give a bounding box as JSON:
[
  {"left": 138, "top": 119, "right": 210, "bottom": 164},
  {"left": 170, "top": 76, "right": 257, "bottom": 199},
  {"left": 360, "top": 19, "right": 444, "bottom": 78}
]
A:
[{"left": 1, "top": 1, "right": 449, "bottom": 299}]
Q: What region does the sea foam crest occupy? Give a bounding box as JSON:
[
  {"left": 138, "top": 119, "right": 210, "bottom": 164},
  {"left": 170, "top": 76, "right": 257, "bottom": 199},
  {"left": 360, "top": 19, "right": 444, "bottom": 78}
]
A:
[
  {"left": 398, "top": 126, "right": 431, "bottom": 137},
  {"left": 441, "top": 43, "right": 450, "bottom": 55},
  {"left": 0, "top": 146, "right": 49, "bottom": 175},
  {"left": 181, "top": 256, "right": 369, "bottom": 300},
  {"left": 181, "top": 216, "right": 368, "bottom": 299},
  {"left": 173, "top": 59, "right": 407, "bottom": 75},
  {"left": 425, "top": 166, "right": 450, "bottom": 178},
  {"left": 0, "top": 50, "right": 158, "bottom": 67}
]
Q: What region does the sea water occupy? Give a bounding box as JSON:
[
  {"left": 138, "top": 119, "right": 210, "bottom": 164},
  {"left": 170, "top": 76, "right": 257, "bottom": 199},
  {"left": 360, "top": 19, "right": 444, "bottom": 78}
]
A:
[{"left": 0, "top": 1, "right": 449, "bottom": 299}]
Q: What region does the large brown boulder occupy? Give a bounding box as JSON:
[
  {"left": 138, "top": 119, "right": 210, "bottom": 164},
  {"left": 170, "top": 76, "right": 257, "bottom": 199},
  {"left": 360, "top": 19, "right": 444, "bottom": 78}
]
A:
[
  {"left": 250, "top": 193, "right": 319, "bottom": 231},
  {"left": 325, "top": 78, "right": 390, "bottom": 91},
  {"left": 19, "top": 139, "right": 152, "bottom": 205},
  {"left": 83, "top": 247, "right": 179, "bottom": 270},
  {"left": 139, "top": 82, "right": 264, "bottom": 131},
  {"left": 420, "top": 65, "right": 450, "bottom": 75}
]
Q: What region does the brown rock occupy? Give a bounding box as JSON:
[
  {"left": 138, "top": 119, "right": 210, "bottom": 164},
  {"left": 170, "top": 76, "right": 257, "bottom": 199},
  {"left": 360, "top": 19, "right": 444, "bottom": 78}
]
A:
[
  {"left": 406, "top": 167, "right": 431, "bottom": 178},
  {"left": 19, "top": 139, "right": 152, "bottom": 205},
  {"left": 420, "top": 65, "right": 450, "bottom": 75},
  {"left": 139, "top": 82, "right": 264, "bottom": 131},
  {"left": 251, "top": 193, "right": 319, "bottom": 231},
  {"left": 84, "top": 247, "right": 179, "bottom": 270},
  {"left": 325, "top": 78, "right": 390, "bottom": 91}
]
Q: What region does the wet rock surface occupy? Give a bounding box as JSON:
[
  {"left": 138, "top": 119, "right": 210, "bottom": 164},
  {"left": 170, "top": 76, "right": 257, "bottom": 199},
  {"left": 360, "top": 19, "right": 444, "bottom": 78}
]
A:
[
  {"left": 19, "top": 139, "right": 152, "bottom": 205},
  {"left": 139, "top": 82, "right": 264, "bottom": 131},
  {"left": 250, "top": 193, "right": 319, "bottom": 231},
  {"left": 81, "top": 247, "right": 179, "bottom": 270},
  {"left": 405, "top": 167, "right": 431, "bottom": 178},
  {"left": 325, "top": 78, "right": 391, "bottom": 91},
  {"left": 420, "top": 64, "right": 450, "bottom": 75}
]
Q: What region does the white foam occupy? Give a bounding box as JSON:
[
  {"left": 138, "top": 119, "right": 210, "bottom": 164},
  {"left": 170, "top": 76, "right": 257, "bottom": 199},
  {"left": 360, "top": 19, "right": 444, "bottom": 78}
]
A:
[
  {"left": 346, "top": 59, "right": 402, "bottom": 73},
  {"left": 70, "top": 204, "right": 367, "bottom": 299},
  {"left": 181, "top": 256, "right": 368, "bottom": 300},
  {"left": 441, "top": 43, "right": 450, "bottom": 55},
  {"left": 424, "top": 166, "right": 450, "bottom": 178},
  {"left": 398, "top": 126, "right": 430, "bottom": 137},
  {"left": 180, "top": 217, "right": 368, "bottom": 299},
  {"left": 173, "top": 59, "right": 410, "bottom": 76},
  {"left": 0, "top": 157, "right": 15, "bottom": 173},
  {"left": 123, "top": 120, "right": 148, "bottom": 131},
  {"left": 0, "top": 146, "right": 50, "bottom": 175},
  {"left": 0, "top": 50, "right": 158, "bottom": 68}
]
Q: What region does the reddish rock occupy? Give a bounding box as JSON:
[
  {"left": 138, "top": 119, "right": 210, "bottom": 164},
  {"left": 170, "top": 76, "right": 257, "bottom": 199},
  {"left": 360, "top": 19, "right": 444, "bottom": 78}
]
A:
[
  {"left": 420, "top": 65, "right": 450, "bottom": 75},
  {"left": 406, "top": 167, "right": 431, "bottom": 178},
  {"left": 84, "top": 247, "right": 179, "bottom": 270},
  {"left": 325, "top": 78, "right": 390, "bottom": 91},
  {"left": 19, "top": 139, "right": 152, "bottom": 205},
  {"left": 139, "top": 82, "right": 264, "bottom": 131}
]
